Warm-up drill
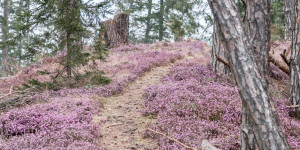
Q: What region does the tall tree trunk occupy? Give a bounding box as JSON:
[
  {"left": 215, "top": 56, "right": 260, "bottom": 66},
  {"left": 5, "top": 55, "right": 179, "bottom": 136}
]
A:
[
  {"left": 145, "top": 0, "right": 152, "bottom": 43},
  {"left": 246, "top": 0, "right": 271, "bottom": 79},
  {"left": 241, "top": 1, "right": 271, "bottom": 149},
  {"left": 290, "top": 0, "right": 300, "bottom": 118},
  {"left": 65, "top": 0, "right": 76, "bottom": 78},
  {"left": 1, "top": 0, "right": 10, "bottom": 76},
  {"left": 66, "top": 32, "right": 72, "bottom": 77},
  {"left": 210, "top": 20, "right": 230, "bottom": 74},
  {"left": 284, "top": 0, "right": 295, "bottom": 40},
  {"left": 208, "top": 0, "right": 290, "bottom": 149},
  {"left": 159, "top": 0, "right": 164, "bottom": 41}
]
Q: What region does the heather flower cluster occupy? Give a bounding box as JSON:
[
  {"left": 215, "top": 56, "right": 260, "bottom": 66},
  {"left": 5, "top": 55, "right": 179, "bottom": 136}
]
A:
[
  {"left": 0, "top": 95, "right": 100, "bottom": 149},
  {"left": 143, "top": 62, "right": 300, "bottom": 149}
]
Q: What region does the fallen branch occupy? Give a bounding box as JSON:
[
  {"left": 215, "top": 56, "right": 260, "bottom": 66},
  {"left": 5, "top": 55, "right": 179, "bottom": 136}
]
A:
[
  {"left": 0, "top": 85, "right": 37, "bottom": 100},
  {"left": 269, "top": 53, "right": 290, "bottom": 75},
  {"left": 215, "top": 53, "right": 290, "bottom": 76},
  {"left": 147, "top": 128, "right": 197, "bottom": 150},
  {"left": 280, "top": 52, "right": 290, "bottom": 66},
  {"left": 0, "top": 92, "right": 16, "bottom": 100},
  {"left": 285, "top": 44, "right": 291, "bottom": 57},
  {"left": 287, "top": 105, "right": 300, "bottom": 108},
  {"left": 9, "top": 86, "right": 13, "bottom": 94},
  {"left": 215, "top": 55, "right": 230, "bottom": 68}
]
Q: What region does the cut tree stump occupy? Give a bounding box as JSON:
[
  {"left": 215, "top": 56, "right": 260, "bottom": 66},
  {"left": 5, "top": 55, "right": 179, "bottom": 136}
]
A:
[{"left": 100, "top": 13, "right": 129, "bottom": 48}]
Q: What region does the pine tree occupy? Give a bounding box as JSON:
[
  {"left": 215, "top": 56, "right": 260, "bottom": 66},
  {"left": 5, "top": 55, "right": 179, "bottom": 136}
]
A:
[
  {"left": 290, "top": 0, "right": 300, "bottom": 118},
  {"left": 1, "top": 0, "right": 11, "bottom": 76},
  {"left": 209, "top": 0, "right": 290, "bottom": 149},
  {"left": 115, "top": 0, "right": 210, "bottom": 43},
  {"left": 15, "top": 0, "right": 111, "bottom": 77}
]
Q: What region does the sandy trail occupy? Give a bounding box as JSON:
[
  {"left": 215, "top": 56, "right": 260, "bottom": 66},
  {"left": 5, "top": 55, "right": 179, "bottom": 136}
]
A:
[
  {"left": 94, "top": 63, "right": 175, "bottom": 150},
  {"left": 94, "top": 46, "right": 209, "bottom": 150}
]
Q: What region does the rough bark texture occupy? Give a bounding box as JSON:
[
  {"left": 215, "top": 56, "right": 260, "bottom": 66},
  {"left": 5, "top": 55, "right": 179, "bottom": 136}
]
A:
[
  {"left": 1, "top": 0, "right": 10, "bottom": 76},
  {"left": 100, "top": 13, "right": 129, "bottom": 48},
  {"left": 66, "top": 32, "right": 72, "bottom": 77},
  {"left": 159, "top": 0, "right": 164, "bottom": 41},
  {"left": 284, "top": 0, "right": 295, "bottom": 40},
  {"left": 145, "top": 0, "right": 152, "bottom": 43},
  {"left": 242, "top": 1, "right": 271, "bottom": 148},
  {"left": 208, "top": 0, "right": 290, "bottom": 149},
  {"left": 211, "top": 20, "right": 230, "bottom": 74},
  {"left": 246, "top": 0, "right": 271, "bottom": 79},
  {"left": 290, "top": 0, "right": 300, "bottom": 118}
]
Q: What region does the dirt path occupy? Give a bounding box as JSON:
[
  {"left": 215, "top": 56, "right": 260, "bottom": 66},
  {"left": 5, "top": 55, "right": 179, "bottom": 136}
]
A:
[
  {"left": 94, "top": 63, "right": 174, "bottom": 150},
  {"left": 94, "top": 47, "right": 210, "bottom": 150}
]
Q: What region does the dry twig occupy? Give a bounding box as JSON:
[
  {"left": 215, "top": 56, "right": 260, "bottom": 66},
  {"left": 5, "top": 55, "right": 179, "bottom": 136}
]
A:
[
  {"left": 215, "top": 55, "right": 230, "bottom": 68},
  {"left": 287, "top": 105, "right": 300, "bottom": 108},
  {"left": 280, "top": 49, "right": 291, "bottom": 66},
  {"left": 147, "top": 128, "right": 197, "bottom": 150},
  {"left": 0, "top": 85, "right": 37, "bottom": 100}
]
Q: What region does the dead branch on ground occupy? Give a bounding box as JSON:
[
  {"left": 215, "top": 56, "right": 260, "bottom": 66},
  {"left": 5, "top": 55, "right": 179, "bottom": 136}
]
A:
[
  {"left": 215, "top": 53, "right": 290, "bottom": 76},
  {"left": 147, "top": 128, "right": 197, "bottom": 150},
  {"left": 269, "top": 53, "right": 290, "bottom": 75}
]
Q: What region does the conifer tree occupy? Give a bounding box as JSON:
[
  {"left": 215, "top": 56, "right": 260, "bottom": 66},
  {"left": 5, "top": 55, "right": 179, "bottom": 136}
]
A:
[
  {"left": 15, "top": 0, "right": 111, "bottom": 77},
  {"left": 1, "top": 0, "right": 11, "bottom": 76}
]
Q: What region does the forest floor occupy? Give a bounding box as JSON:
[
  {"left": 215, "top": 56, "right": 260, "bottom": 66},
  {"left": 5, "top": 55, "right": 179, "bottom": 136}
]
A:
[
  {"left": 1, "top": 41, "right": 297, "bottom": 149},
  {"left": 93, "top": 51, "right": 208, "bottom": 149}
]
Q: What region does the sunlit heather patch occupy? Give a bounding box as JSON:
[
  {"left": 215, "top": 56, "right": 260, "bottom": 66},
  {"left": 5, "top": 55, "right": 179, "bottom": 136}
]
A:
[
  {"left": 143, "top": 63, "right": 300, "bottom": 150},
  {"left": 0, "top": 96, "right": 100, "bottom": 149}
]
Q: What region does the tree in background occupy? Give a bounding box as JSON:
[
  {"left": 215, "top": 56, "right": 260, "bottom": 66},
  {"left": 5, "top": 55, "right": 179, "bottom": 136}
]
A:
[
  {"left": 210, "top": 19, "right": 229, "bottom": 74},
  {"left": 284, "top": 0, "right": 294, "bottom": 40},
  {"left": 1, "top": 0, "right": 11, "bottom": 76},
  {"left": 13, "top": 0, "right": 111, "bottom": 77},
  {"left": 270, "top": 0, "right": 285, "bottom": 41},
  {"left": 114, "top": 0, "right": 212, "bottom": 43},
  {"left": 164, "top": 0, "right": 203, "bottom": 41},
  {"left": 290, "top": 0, "right": 300, "bottom": 118},
  {"left": 208, "top": 0, "right": 290, "bottom": 149},
  {"left": 168, "top": 16, "right": 185, "bottom": 41},
  {"left": 144, "top": 0, "right": 152, "bottom": 43}
]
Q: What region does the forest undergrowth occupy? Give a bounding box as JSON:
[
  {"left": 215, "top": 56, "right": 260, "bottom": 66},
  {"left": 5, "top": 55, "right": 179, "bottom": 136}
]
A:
[{"left": 0, "top": 41, "right": 298, "bottom": 150}]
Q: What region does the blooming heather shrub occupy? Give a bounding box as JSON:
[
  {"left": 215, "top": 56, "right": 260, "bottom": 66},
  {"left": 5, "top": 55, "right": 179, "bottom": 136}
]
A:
[
  {"left": 274, "top": 98, "right": 300, "bottom": 149},
  {"left": 54, "top": 51, "right": 183, "bottom": 97},
  {"left": 143, "top": 63, "right": 300, "bottom": 150},
  {"left": 0, "top": 97, "right": 100, "bottom": 150}
]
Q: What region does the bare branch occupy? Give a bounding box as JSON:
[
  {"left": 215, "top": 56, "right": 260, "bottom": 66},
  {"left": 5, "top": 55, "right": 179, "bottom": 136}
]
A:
[
  {"left": 147, "top": 128, "right": 197, "bottom": 150},
  {"left": 215, "top": 55, "right": 230, "bottom": 68}
]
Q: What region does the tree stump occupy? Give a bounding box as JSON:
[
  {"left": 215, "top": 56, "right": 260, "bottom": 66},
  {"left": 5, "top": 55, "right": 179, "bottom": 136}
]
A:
[{"left": 100, "top": 13, "right": 129, "bottom": 48}]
